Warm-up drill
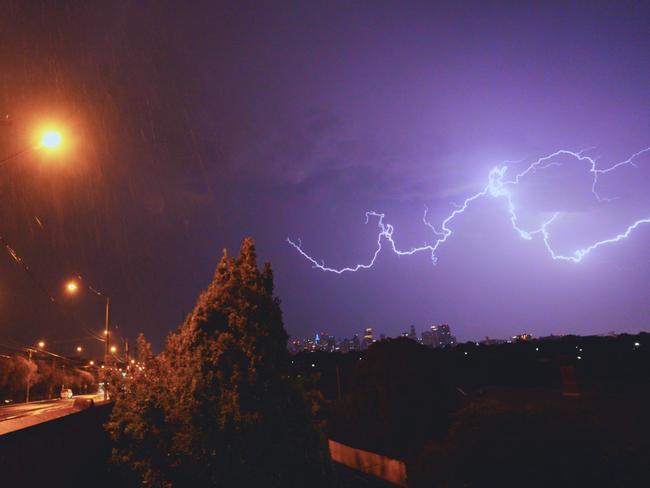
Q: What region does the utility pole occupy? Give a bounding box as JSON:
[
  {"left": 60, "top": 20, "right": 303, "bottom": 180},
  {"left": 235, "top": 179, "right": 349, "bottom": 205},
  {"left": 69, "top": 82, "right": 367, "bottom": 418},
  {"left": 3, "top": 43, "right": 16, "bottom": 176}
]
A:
[
  {"left": 50, "top": 355, "right": 56, "bottom": 399},
  {"left": 65, "top": 276, "right": 112, "bottom": 401},
  {"left": 25, "top": 349, "right": 33, "bottom": 403},
  {"left": 104, "top": 296, "right": 110, "bottom": 401}
]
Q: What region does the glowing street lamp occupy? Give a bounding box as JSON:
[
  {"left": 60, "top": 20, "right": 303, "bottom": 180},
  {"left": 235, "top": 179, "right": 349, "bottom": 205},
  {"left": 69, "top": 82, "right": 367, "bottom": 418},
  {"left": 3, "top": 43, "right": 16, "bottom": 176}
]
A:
[
  {"left": 40, "top": 130, "right": 62, "bottom": 150},
  {"left": 65, "top": 280, "right": 79, "bottom": 294},
  {"left": 76, "top": 346, "right": 82, "bottom": 353},
  {"left": 0, "top": 122, "right": 69, "bottom": 168},
  {"left": 37, "top": 341, "right": 45, "bottom": 349},
  {"left": 110, "top": 345, "right": 117, "bottom": 354}
]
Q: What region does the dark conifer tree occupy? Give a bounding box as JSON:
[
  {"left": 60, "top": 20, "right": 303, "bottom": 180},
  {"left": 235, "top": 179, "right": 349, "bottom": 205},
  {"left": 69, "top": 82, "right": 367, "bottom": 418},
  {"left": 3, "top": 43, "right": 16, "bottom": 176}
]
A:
[{"left": 107, "top": 238, "right": 331, "bottom": 487}]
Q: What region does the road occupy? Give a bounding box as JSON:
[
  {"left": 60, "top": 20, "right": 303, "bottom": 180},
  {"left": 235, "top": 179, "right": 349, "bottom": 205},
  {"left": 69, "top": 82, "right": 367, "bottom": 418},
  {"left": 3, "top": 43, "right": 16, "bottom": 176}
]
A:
[{"left": 0, "top": 394, "right": 103, "bottom": 435}]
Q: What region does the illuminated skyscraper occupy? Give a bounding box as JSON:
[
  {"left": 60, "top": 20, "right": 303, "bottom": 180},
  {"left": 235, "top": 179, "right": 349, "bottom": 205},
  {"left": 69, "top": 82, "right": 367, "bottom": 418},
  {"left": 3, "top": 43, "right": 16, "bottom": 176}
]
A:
[
  {"left": 432, "top": 324, "right": 455, "bottom": 347},
  {"left": 363, "top": 327, "right": 373, "bottom": 348}
]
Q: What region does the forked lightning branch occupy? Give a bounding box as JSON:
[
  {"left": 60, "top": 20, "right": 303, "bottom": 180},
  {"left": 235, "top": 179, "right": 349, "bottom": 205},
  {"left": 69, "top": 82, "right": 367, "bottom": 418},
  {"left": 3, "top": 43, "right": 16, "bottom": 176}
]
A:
[{"left": 288, "top": 148, "right": 650, "bottom": 273}]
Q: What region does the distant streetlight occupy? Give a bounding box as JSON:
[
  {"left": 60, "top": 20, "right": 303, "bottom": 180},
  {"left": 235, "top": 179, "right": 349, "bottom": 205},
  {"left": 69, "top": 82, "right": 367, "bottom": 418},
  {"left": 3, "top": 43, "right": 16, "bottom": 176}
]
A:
[
  {"left": 110, "top": 345, "right": 117, "bottom": 354},
  {"left": 76, "top": 346, "right": 82, "bottom": 353},
  {"left": 38, "top": 341, "right": 45, "bottom": 349},
  {"left": 89, "top": 360, "right": 94, "bottom": 366}
]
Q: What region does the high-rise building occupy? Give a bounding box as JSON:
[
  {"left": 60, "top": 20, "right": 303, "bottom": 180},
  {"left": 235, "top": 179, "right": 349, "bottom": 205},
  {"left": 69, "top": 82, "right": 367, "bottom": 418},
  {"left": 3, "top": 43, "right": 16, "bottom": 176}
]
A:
[
  {"left": 319, "top": 332, "right": 331, "bottom": 348},
  {"left": 363, "top": 327, "right": 373, "bottom": 349},
  {"left": 422, "top": 324, "right": 456, "bottom": 347},
  {"left": 428, "top": 324, "right": 456, "bottom": 348},
  {"left": 408, "top": 325, "right": 417, "bottom": 341},
  {"left": 421, "top": 329, "right": 434, "bottom": 346}
]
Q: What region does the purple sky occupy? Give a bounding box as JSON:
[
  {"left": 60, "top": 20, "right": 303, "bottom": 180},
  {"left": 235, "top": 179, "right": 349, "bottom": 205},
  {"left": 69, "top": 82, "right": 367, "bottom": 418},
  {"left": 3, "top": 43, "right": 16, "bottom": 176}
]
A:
[{"left": 1, "top": 1, "right": 650, "bottom": 354}]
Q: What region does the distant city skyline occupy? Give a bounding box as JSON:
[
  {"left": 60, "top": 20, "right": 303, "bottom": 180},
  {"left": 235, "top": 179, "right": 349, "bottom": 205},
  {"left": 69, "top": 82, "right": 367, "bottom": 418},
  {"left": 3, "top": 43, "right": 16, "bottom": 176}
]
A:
[
  {"left": 290, "top": 323, "right": 459, "bottom": 353},
  {"left": 288, "top": 322, "right": 641, "bottom": 353}
]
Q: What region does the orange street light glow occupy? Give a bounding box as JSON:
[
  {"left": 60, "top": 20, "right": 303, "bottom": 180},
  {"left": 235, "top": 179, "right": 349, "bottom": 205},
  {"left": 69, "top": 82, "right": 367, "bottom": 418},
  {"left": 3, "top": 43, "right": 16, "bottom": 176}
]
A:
[
  {"left": 38, "top": 341, "right": 45, "bottom": 348},
  {"left": 89, "top": 360, "right": 94, "bottom": 366},
  {"left": 65, "top": 280, "right": 79, "bottom": 294},
  {"left": 40, "top": 130, "right": 62, "bottom": 150},
  {"left": 76, "top": 346, "right": 82, "bottom": 352},
  {"left": 110, "top": 346, "right": 117, "bottom": 353}
]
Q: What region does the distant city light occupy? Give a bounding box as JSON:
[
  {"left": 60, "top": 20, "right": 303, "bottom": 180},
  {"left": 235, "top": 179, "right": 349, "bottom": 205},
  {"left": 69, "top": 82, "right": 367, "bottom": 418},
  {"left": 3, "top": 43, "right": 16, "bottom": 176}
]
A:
[
  {"left": 89, "top": 360, "right": 94, "bottom": 366},
  {"left": 577, "top": 356, "right": 582, "bottom": 360},
  {"left": 37, "top": 341, "right": 45, "bottom": 348},
  {"left": 76, "top": 346, "right": 82, "bottom": 352},
  {"left": 634, "top": 342, "right": 641, "bottom": 347}
]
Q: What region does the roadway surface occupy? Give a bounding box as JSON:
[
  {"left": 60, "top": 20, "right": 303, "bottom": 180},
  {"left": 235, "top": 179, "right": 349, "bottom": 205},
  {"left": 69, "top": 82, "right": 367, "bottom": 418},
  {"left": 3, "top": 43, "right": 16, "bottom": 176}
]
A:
[{"left": 0, "top": 394, "right": 103, "bottom": 435}]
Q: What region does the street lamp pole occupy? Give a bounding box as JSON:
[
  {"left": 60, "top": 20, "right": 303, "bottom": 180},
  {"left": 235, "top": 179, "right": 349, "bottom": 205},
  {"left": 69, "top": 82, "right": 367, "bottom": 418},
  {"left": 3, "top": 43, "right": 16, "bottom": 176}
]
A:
[
  {"left": 104, "top": 296, "right": 110, "bottom": 401},
  {"left": 25, "top": 341, "right": 45, "bottom": 403},
  {"left": 25, "top": 349, "right": 33, "bottom": 403},
  {"left": 65, "top": 277, "right": 111, "bottom": 401}
]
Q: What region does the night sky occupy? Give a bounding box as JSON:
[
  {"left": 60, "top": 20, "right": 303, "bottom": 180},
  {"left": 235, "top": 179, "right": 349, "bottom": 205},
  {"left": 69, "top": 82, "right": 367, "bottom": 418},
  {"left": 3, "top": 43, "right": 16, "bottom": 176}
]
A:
[{"left": 1, "top": 1, "right": 650, "bottom": 356}]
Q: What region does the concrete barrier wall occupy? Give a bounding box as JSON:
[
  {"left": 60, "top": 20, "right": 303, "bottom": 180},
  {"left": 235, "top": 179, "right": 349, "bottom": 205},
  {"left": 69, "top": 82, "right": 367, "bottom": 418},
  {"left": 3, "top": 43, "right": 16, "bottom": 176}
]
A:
[
  {"left": 0, "top": 403, "right": 116, "bottom": 486},
  {"left": 329, "top": 438, "right": 408, "bottom": 487}
]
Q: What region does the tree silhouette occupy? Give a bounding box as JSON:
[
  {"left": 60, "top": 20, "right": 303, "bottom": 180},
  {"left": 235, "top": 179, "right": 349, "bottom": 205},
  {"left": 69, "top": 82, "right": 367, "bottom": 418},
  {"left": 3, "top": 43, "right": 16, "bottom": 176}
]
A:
[{"left": 107, "top": 238, "right": 331, "bottom": 487}]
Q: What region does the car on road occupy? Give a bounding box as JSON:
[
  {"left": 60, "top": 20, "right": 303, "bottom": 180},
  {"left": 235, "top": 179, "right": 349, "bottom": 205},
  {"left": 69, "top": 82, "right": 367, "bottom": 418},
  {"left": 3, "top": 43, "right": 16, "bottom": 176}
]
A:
[{"left": 60, "top": 388, "right": 73, "bottom": 399}]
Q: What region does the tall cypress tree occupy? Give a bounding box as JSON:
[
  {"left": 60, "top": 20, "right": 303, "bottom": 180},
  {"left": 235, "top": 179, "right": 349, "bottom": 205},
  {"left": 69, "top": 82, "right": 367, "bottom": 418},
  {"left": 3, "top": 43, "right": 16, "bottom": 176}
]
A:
[{"left": 107, "top": 238, "right": 331, "bottom": 487}]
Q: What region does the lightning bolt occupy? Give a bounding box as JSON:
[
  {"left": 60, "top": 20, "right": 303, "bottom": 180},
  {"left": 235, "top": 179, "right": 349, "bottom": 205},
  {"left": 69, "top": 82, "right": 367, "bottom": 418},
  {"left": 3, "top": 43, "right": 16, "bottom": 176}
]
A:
[{"left": 288, "top": 148, "right": 650, "bottom": 273}]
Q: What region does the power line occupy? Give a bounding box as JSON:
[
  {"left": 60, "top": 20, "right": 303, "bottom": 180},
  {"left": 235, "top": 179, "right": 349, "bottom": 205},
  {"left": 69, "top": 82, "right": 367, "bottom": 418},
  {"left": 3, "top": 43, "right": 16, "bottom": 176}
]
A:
[{"left": 0, "top": 232, "right": 106, "bottom": 350}]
